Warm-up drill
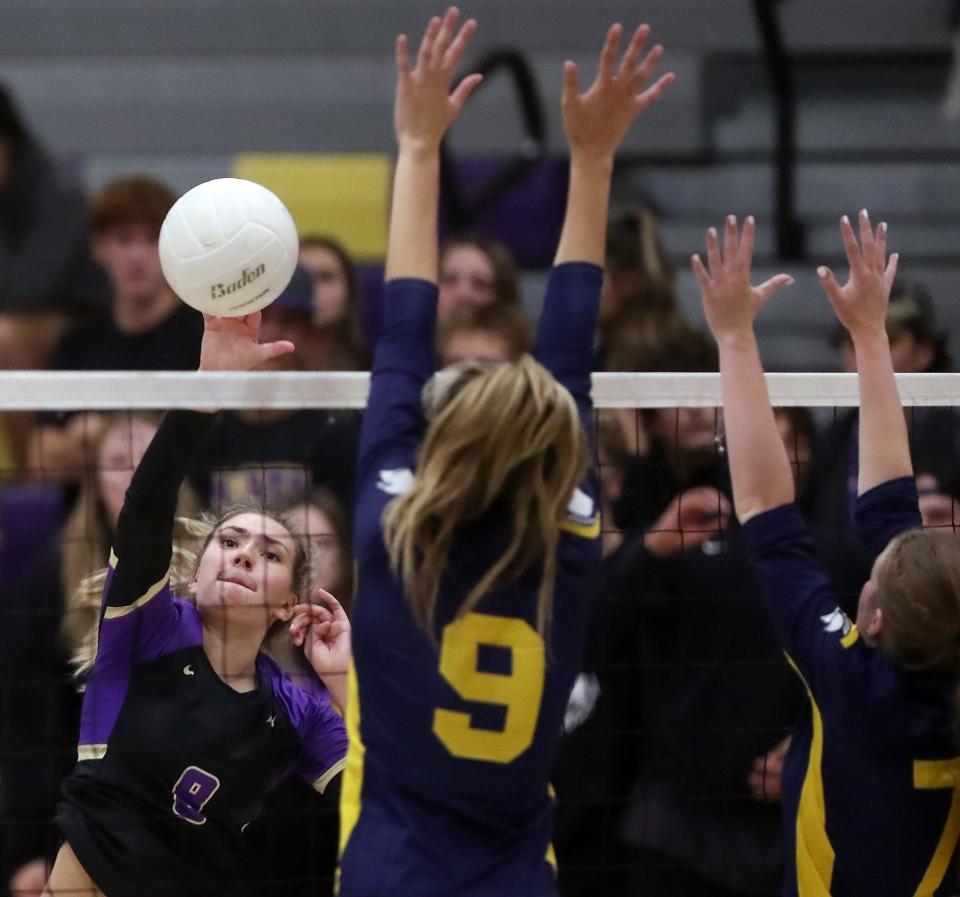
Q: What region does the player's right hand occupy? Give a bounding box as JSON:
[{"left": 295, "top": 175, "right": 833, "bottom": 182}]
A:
[{"left": 198, "top": 311, "right": 295, "bottom": 372}]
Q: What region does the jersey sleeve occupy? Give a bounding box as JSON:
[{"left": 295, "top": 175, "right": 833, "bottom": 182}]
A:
[
  {"left": 532, "top": 262, "right": 603, "bottom": 427},
  {"left": 97, "top": 410, "right": 215, "bottom": 664},
  {"left": 741, "top": 503, "right": 902, "bottom": 716},
  {"left": 357, "top": 278, "right": 437, "bottom": 483},
  {"left": 285, "top": 684, "right": 349, "bottom": 793},
  {"left": 853, "top": 476, "right": 923, "bottom": 560}
]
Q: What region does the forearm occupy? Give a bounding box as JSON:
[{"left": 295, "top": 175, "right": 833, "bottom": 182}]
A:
[
  {"left": 385, "top": 142, "right": 440, "bottom": 283},
  {"left": 853, "top": 328, "right": 912, "bottom": 493},
  {"left": 110, "top": 410, "right": 214, "bottom": 601},
  {"left": 554, "top": 154, "right": 613, "bottom": 266},
  {"left": 719, "top": 331, "right": 794, "bottom": 522},
  {"left": 320, "top": 673, "right": 347, "bottom": 714}
]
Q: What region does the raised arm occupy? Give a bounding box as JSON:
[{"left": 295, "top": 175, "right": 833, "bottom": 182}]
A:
[
  {"left": 693, "top": 216, "right": 794, "bottom": 523},
  {"left": 107, "top": 313, "right": 293, "bottom": 609},
  {"left": 357, "top": 10, "right": 482, "bottom": 478},
  {"left": 817, "top": 211, "right": 906, "bottom": 494},
  {"left": 385, "top": 8, "right": 482, "bottom": 282},
  {"left": 534, "top": 25, "right": 673, "bottom": 411},
  {"left": 554, "top": 24, "right": 674, "bottom": 266}
]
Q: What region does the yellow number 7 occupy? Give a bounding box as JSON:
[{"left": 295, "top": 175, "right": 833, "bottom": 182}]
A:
[
  {"left": 433, "top": 612, "right": 546, "bottom": 764},
  {"left": 913, "top": 758, "right": 960, "bottom": 896}
]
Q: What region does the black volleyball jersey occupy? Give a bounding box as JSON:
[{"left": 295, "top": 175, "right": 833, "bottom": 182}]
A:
[{"left": 57, "top": 410, "right": 347, "bottom": 897}]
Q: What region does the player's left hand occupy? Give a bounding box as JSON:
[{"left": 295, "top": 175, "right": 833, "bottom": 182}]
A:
[
  {"left": 198, "top": 311, "right": 295, "bottom": 372},
  {"left": 290, "top": 590, "right": 352, "bottom": 677},
  {"left": 817, "top": 210, "right": 898, "bottom": 342}
]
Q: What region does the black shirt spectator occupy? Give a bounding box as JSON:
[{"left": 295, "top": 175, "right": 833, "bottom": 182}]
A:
[{"left": 49, "top": 303, "right": 201, "bottom": 372}]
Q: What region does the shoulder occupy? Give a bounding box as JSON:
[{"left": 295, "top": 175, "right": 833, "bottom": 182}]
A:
[{"left": 259, "top": 654, "right": 338, "bottom": 733}]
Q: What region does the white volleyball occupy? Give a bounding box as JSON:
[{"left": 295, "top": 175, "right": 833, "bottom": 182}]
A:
[{"left": 159, "top": 178, "right": 299, "bottom": 317}]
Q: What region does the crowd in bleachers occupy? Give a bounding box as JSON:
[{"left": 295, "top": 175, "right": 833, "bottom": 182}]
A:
[{"left": 0, "top": 61, "right": 958, "bottom": 897}]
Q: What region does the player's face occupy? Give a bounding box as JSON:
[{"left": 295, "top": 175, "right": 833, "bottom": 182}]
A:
[
  {"left": 438, "top": 245, "right": 497, "bottom": 318},
  {"left": 192, "top": 513, "right": 297, "bottom": 626},
  {"left": 299, "top": 245, "right": 349, "bottom": 328},
  {"left": 94, "top": 224, "right": 166, "bottom": 306}
]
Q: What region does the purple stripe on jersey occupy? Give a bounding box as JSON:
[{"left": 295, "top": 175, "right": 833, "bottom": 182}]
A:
[
  {"left": 79, "top": 595, "right": 203, "bottom": 749},
  {"left": 258, "top": 653, "right": 349, "bottom": 784}
]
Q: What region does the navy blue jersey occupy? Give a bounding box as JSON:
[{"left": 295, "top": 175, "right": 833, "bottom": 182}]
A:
[
  {"left": 57, "top": 411, "right": 347, "bottom": 897},
  {"left": 338, "top": 264, "right": 603, "bottom": 897},
  {"left": 743, "top": 477, "right": 960, "bottom": 897}
]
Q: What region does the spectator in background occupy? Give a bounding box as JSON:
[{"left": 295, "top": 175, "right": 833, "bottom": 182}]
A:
[
  {"left": 598, "top": 205, "right": 688, "bottom": 371},
  {"left": 436, "top": 301, "right": 531, "bottom": 366},
  {"left": 437, "top": 233, "right": 519, "bottom": 320},
  {"left": 0, "top": 412, "right": 199, "bottom": 897},
  {"left": 298, "top": 235, "right": 370, "bottom": 370},
  {"left": 286, "top": 488, "right": 354, "bottom": 608},
  {"left": 0, "top": 83, "right": 108, "bottom": 467},
  {"left": 916, "top": 470, "right": 960, "bottom": 531},
  {"left": 0, "top": 83, "right": 107, "bottom": 370},
  {"left": 26, "top": 176, "right": 202, "bottom": 481},
  {"left": 194, "top": 267, "right": 360, "bottom": 514},
  {"left": 610, "top": 325, "right": 721, "bottom": 532}
]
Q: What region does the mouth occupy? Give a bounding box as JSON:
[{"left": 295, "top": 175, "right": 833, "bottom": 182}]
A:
[{"left": 218, "top": 575, "right": 255, "bottom": 592}]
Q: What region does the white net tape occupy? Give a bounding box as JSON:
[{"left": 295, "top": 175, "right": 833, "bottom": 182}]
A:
[{"left": 4, "top": 370, "right": 960, "bottom": 410}]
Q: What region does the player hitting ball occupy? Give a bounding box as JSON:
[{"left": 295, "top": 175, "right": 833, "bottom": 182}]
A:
[
  {"left": 695, "top": 210, "right": 960, "bottom": 895},
  {"left": 336, "top": 10, "right": 673, "bottom": 896},
  {"left": 42, "top": 311, "right": 351, "bottom": 897}
]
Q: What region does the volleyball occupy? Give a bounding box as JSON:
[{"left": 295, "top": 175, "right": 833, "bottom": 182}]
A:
[{"left": 159, "top": 178, "right": 299, "bottom": 317}]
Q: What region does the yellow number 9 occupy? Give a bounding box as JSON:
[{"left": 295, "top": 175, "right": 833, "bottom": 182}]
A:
[{"left": 433, "top": 612, "right": 545, "bottom": 764}]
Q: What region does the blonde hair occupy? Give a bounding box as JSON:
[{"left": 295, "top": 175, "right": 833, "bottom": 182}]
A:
[
  {"left": 70, "top": 505, "right": 314, "bottom": 679},
  {"left": 384, "top": 354, "right": 587, "bottom": 636},
  {"left": 875, "top": 529, "right": 960, "bottom": 673}
]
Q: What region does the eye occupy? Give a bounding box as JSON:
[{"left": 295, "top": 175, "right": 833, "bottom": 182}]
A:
[
  {"left": 264, "top": 550, "right": 282, "bottom": 562},
  {"left": 220, "top": 536, "right": 238, "bottom": 548}
]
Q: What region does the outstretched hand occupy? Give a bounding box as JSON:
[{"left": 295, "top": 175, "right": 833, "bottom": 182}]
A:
[
  {"left": 562, "top": 23, "right": 675, "bottom": 161},
  {"left": 290, "top": 590, "right": 352, "bottom": 679},
  {"left": 394, "top": 7, "right": 483, "bottom": 150},
  {"left": 198, "top": 312, "right": 295, "bottom": 372},
  {"left": 817, "top": 210, "right": 898, "bottom": 341},
  {"left": 692, "top": 215, "right": 794, "bottom": 343}
]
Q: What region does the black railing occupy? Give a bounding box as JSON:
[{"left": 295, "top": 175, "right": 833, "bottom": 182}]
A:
[
  {"left": 752, "top": 0, "right": 805, "bottom": 259},
  {"left": 439, "top": 49, "right": 548, "bottom": 232}
]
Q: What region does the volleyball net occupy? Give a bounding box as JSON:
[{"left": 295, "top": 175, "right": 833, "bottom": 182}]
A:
[{"left": 2, "top": 371, "right": 959, "bottom": 897}]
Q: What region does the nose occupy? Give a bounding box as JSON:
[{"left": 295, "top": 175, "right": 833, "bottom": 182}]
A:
[{"left": 232, "top": 548, "right": 253, "bottom": 570}]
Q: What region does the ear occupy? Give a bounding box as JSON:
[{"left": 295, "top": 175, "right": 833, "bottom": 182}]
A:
[
  {"left": 866, "top": 607, "right": 885, "bottom": 639},
  {"left": 273, "top": 596, "right": 295, "bottom": 623},
  {"left": 187, "top": 573, "right": 199, "bottom": 596}
]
